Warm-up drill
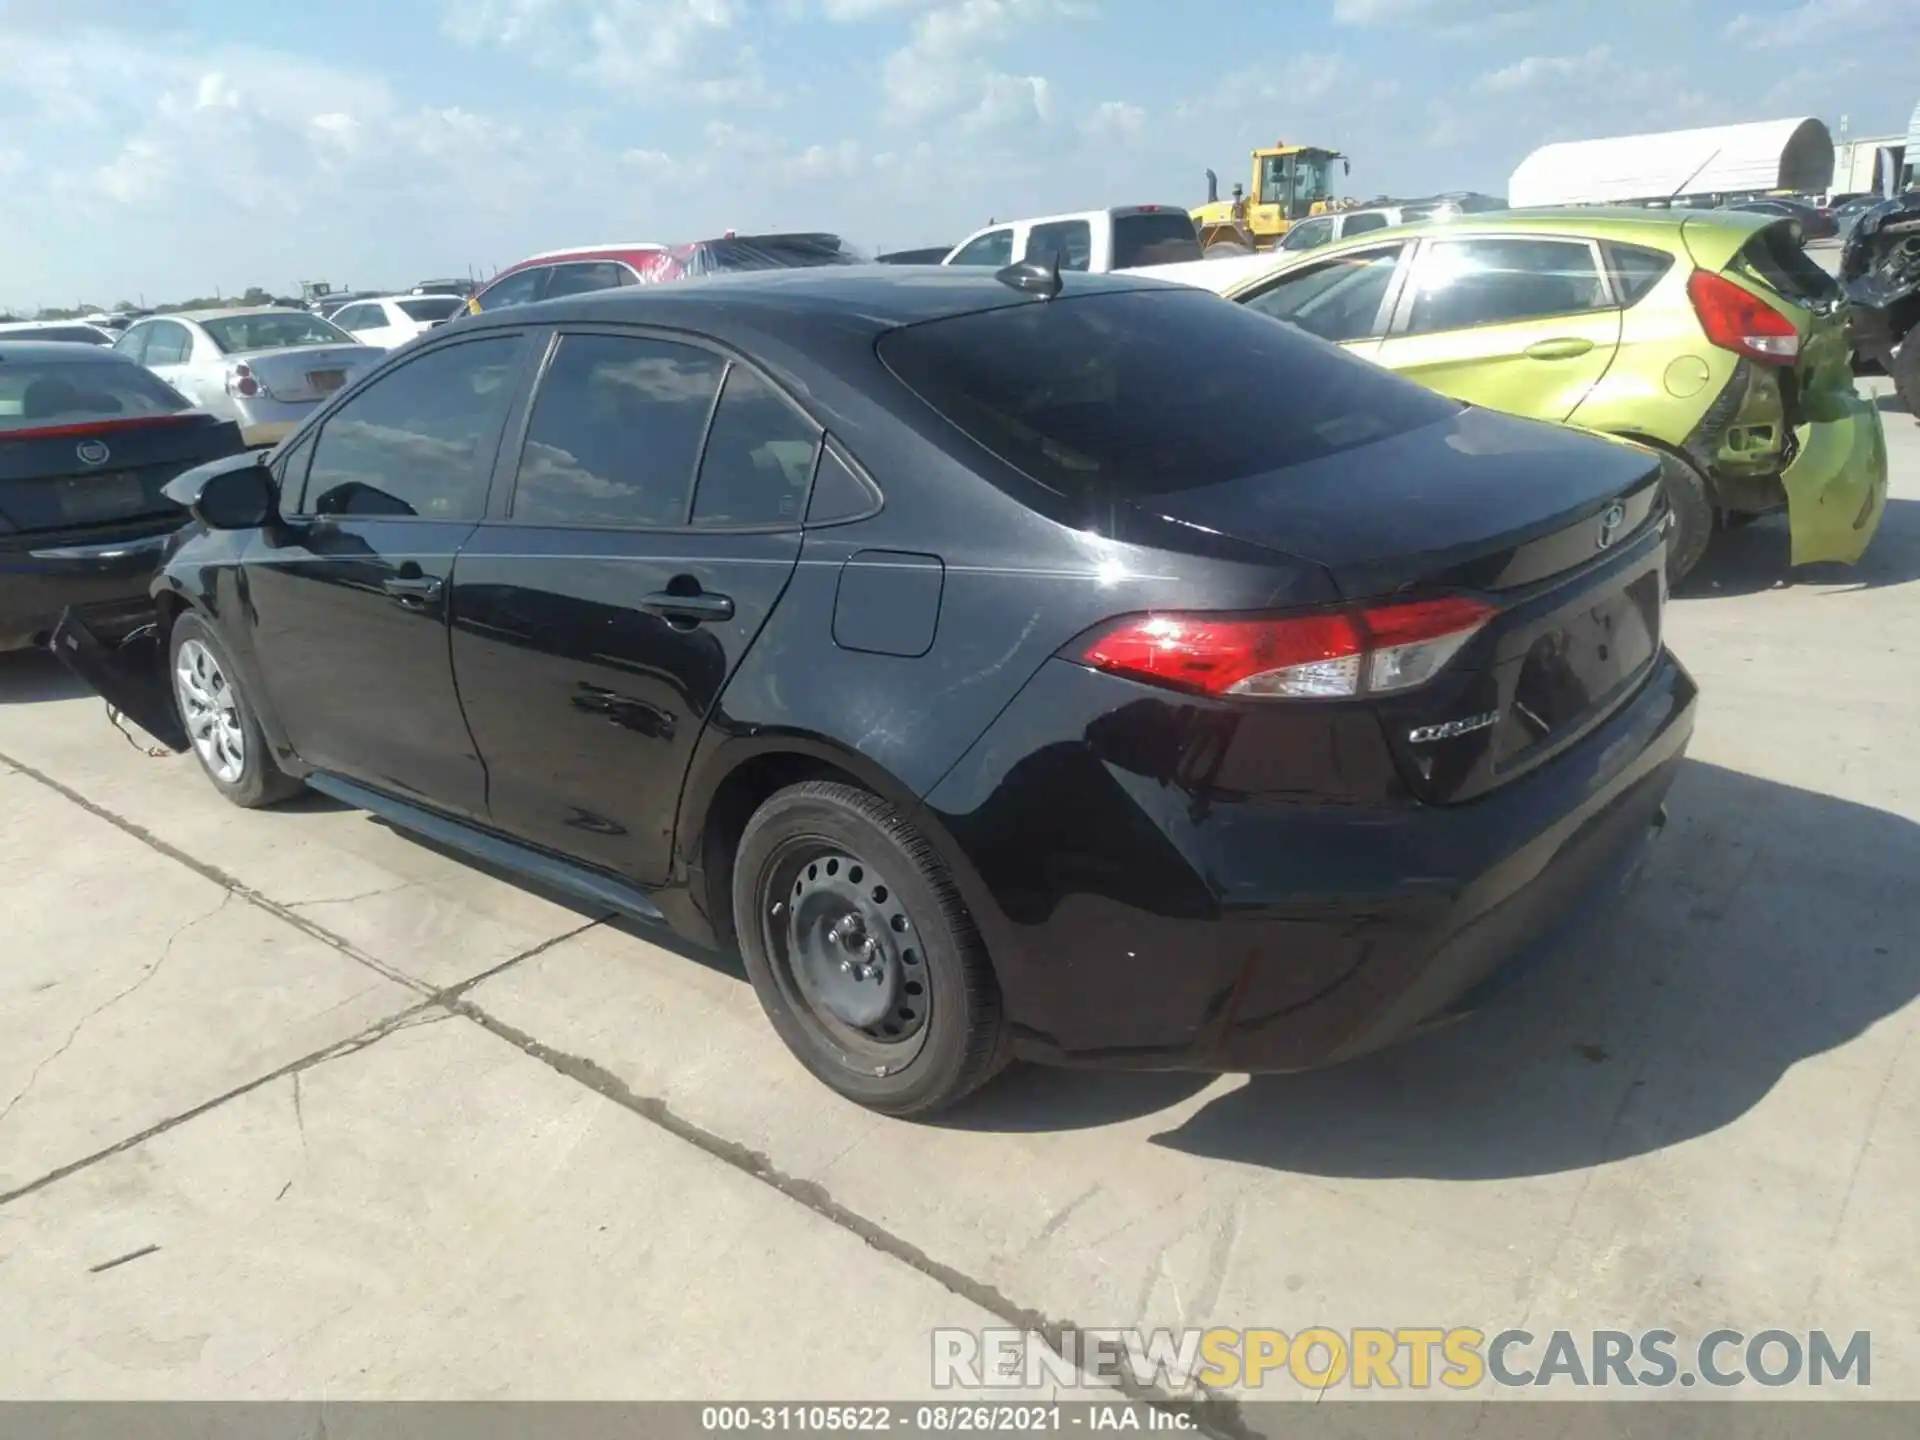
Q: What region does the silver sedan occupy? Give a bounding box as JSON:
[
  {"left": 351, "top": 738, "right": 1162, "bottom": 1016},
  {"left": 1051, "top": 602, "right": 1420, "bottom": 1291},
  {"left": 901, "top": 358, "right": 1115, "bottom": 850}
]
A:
[{"left": 112, "top": 308, "right": 384, "bottom": 448}]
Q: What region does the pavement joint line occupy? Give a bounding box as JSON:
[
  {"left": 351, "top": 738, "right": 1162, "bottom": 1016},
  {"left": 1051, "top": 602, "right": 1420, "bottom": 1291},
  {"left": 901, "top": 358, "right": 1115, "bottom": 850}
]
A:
[
  {"left": 447, "top": 997, "right": 1256, "bottom": 1440},
  {"left": 0, "top": 745, "right": 434, "bottom": 998}
]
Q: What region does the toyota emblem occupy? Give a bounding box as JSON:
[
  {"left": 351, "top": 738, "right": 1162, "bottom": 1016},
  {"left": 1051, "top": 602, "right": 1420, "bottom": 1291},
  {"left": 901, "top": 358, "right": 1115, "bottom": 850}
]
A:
[
  {"left": 76, "top": 439, "right": 112, "bottom": 467},
  {"left": 1596, "top": 500, "right": 1627, "bottom": 550}
]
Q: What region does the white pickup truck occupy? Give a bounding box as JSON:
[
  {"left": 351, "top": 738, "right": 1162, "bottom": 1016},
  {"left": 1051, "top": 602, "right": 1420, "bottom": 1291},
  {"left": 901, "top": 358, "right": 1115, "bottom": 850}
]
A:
[{"left": 941, "top": 206, "right": 1204, "bottom": 274}]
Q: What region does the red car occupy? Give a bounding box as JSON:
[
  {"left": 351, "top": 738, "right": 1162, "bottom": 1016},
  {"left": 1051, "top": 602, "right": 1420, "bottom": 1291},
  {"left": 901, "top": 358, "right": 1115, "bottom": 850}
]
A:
[{"left": 467, "top": 233, "right": 861, "bottom": 313}]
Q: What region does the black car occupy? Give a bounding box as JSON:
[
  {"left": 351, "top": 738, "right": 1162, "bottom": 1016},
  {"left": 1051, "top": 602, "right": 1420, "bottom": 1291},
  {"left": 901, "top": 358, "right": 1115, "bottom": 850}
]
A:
[
  {"left": 2, "top": 343, "right": 244, "bottom": 652},
  {"left": 53, "top": 267, "right": 1695, "bottom": 1116},
  {"left": 1719, "top": 197, "right": 1839, "bottom": 242}
]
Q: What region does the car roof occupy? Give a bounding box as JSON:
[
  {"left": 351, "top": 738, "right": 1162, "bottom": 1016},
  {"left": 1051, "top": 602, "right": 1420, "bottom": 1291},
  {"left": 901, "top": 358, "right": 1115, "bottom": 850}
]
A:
[
  {"left": 157, "top": 307, "right": 316, "bottom": 323},
  {"left": 1290, "top": 203, "right": 1775, "bottom": 253},
  {"left": 0, "top": 340, "right": 141, "bottom": 364},
  {"left": 0, "top": 319, "right": 111, "bottom": 331},
  {"left": 460, "top": 264, "right": 1175, "bottom": 339}
]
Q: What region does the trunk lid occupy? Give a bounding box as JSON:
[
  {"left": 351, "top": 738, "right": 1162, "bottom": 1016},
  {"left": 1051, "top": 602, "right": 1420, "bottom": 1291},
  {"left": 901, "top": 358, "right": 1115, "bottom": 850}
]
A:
[
  {"left": 1126, "top": 406, "right": 1669, "bottom": 803},
  {"left": 1126, "top": 404, "right": 1665, "bottom": 599},
  {"left": 235, "top": 344, "right": 383, "bottom": 403},
  {"left": 0, "top": 412, "right": 244, "bottom": 533}
]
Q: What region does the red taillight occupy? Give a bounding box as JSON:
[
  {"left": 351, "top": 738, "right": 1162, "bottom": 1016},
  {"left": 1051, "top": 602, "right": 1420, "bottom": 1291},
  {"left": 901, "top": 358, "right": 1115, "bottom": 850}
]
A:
[
  {"left": 1, "top": 413, "right": 200, "bottom": 442},
  {"left": 226, "top": 363, "right": 261, "bottom": 398},
  {"left": 1075, "top": 597, "right": 1496, "bottom": 700},
  {"left": 1686, "top": 269, "right": 1800, "bottom": 364}
]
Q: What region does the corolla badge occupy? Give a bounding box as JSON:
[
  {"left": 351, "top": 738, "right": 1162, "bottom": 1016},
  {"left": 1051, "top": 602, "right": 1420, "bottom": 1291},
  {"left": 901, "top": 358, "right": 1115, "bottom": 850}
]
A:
[
  {"left": 76, "top": 439, "right": 112, "bottom": 467},
  {"left": 1596, "top": 500, "right": 1627, "bottom": 550},
  {"left": 1407, "top": 711, "right": 1501, "bottom": 744}
]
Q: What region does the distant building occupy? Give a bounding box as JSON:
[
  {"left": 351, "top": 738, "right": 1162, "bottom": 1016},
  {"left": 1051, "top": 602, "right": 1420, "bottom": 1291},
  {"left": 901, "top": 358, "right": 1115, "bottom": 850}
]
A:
[
  {"left": 1508, "top": 118, "right": 1834, "bottom": 208},
  {"left": 1832, "top": 134, "right": 1907, "bottom": 195}
]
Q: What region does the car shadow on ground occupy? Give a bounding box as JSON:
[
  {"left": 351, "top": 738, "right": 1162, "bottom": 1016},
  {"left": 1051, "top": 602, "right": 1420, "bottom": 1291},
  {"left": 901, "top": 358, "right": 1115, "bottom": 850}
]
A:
[
  {"left": 945, "top": 758, "right": 1920, "bottom": 1178},
  {"left": 0, "top": 647, "right": 89, "bottom": 704},
  {"left": 1675, "top": 497, "right": 1920, "bottom": 599}
]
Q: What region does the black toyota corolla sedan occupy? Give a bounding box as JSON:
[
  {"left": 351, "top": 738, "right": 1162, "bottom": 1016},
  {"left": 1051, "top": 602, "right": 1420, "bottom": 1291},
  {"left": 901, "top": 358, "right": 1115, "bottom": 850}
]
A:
[
  {"left": 2, "top": 343, "right": 243, "bottom": 651},
  {"left": 52, "top": 265, "right": 1695, "bottom": 1116}
]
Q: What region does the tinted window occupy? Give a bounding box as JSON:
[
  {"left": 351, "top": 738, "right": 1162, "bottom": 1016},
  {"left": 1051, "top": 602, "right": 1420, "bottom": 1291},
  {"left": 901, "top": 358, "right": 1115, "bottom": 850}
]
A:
[
  {"left": 691, "top": 366, "right": 821, "bottom": 527},
  {"left": 300, "top": 337, "right": 520, "bottom": 520},
  {"left": 141, "top": 322, "right": 192, "bottom": 365},
  {"left": 0, "top": 358, "right": 188, "bottom": 431},
  {"left": 1025, "top": 220, "right": 1092, "bottom": 272},
  {"left": 693, "top": 236, "right": 857, "bottom": 273},
  {"left": 334, "top": 305, "right": 378, "bottom": 330},
  {"left": 1342, "top": 211, "right": 1389, "bottom": 236},
  {"left": 1610, "top": 244, "right": 1676, "bottom": 305},
  {"left": 1404, "top": 237, "right": 1608, "bottom": 334},
  {"left": 201, "top": 312, "right": 352, "bottom": 352},
  {"left": 948, "top": 229, "right": 1013, "bottom": 267},
  {"left": 1737, "top": 224, "right": 1841, "bottom": 308},
  {"left": 1279, "top": 216, "right": 1336, "bottom": 252},
  {"left": 477, "top": 266, "right": 548, "bottom": 311},
  {"left": 398, "top": 296, "right": 465, "bottom": 322},
  {"left": 1242, "top": 246, "right": 1403, "bottom": 344},
  {"left": 113, "top": 328, "right": 149, "bottom": 363},
  {"left": 543, "top": 262, "right": 630, "bottom": 299},
  {"left": 1111, "top": 212, "right": 1203, "bottom": 269},
  {"left": 511, "top": 334, "right": 723, "bottom": 527},
  {"left": 0, "top": 325, "right": 109, "bottom": 344},
  {"left": 878, "top": 288, "right": 1458, "bottom": 501}
]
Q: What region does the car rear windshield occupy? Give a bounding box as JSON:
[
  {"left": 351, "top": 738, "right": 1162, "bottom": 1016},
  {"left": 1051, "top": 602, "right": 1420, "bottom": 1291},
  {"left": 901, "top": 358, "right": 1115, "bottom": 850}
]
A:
[
  {"left": 696, "top": 236, "right": 861, "bottom": 273},
  {"left": 1111, "top": 213, "right": 1203, "bottom": 270},
  {"left": 0, "top": 326, "right": 109, "bottom": 345},
  {"left": 877, "top": 288, "right": 1460, "bottom": 499},
  {"left": 1735, "top": 223, "right": 1841, "bottom": 309},
  {"left": 0, "top": 357, "right": 188, "bottom": 431},
  {"left": 397, "top": 296, "right": 465, "bottom": 322},
  {"left": 201, "top": 312, "right": 353, "bottom": 353}
]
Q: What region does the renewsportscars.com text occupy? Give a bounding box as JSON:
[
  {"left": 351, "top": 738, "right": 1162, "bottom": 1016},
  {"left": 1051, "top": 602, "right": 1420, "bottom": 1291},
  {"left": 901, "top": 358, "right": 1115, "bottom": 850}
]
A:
[{"left": 932, "top": 1327, "right": 1872, "bottom": 1392}]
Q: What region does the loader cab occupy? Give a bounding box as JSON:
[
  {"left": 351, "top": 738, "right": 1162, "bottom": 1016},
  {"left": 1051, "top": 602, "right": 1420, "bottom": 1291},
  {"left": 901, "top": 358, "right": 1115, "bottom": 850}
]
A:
[{"left": 1257, "top": 146, "right": 1348, "bottom": 222}]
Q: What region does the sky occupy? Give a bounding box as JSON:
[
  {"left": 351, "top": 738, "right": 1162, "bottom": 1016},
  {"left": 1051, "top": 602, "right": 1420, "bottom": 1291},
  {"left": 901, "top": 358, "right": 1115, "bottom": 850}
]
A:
[{"left": 2, "top": 0, "right": 1917, "bottom": 310}]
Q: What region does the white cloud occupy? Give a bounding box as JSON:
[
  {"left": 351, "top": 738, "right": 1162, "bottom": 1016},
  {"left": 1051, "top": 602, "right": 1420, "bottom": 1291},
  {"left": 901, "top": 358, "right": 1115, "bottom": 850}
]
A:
[
  {"left": 1333, "top": 0, "right": 1561, "bottom": 32},
  {"left": 1472, "top": 44, "right": 1612, "bottom": 94},
  {"left": 879, "top": 0, "right": 1077, "bottom": 129},
  {"left": 819, "top": 0, "right": 936, "bottom": 16},
  {"left": 1080, "top": 100, "right": 1145, "bottom": 140},
  {"left": 440, "top": 0, "right": 771, "bottom": 105},
  {"left": 1723, "top": 0, "right": 1911, "bottom": 49}
]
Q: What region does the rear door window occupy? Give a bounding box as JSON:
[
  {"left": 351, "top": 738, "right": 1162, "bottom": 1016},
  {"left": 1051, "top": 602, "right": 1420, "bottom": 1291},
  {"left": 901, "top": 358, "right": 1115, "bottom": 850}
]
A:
[
  {"left": 298, "top": 336, "right": 522, "bottom": 519},
  {"left": 1110, "top": 212, "right": 1202, "bottom": 269},
  {"left": 1608, "top": 243, "right": 1677, "bottom": 306},
  {"left": 141, "top": 321, "right": 192, "bottom": 365},
  {"left": 477, "top": 266, "right": 549, "bottom": 311},
  {"left": 1241, "top": 244, "right": 1406, "bottom": 344},
  {"left": 1402, "top": 237, "right": 1611, "bottom": 335},
  {"left": 113, "top": 328, "right": 151, "bottom": 364},
  {"left": 947, "top": 229, "right": 1013, "bottom": 267},
  {"left": 509, "top": 333, "right": 724, "bottom": 527},
  {"left": 542, "top": 262, "right": 632, "bottom": 299},
  {"left": 1024, "top": 220, "right": 1092, "bottom": 271},
  {"left": 1341, "top": 211, "right": 1390, "bottom": 237},
  {"left": 1278, "top": 215, "right": 1337, "bottom": 252},
  {"left": 877, "top": 287, "right": 1458, "bottom": 500},
  {"left": 690, "top": 366, "right": 822, "bottom": 528}
]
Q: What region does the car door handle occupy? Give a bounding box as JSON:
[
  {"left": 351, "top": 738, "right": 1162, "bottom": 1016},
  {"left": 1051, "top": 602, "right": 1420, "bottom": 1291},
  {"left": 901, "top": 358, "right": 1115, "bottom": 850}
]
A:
[
  {"left": 639, "top": 590, "right": 735, "bottom": 624},
  {"left": 382, "top": 575, "right": 443, "bottom": 606},
  {"left": 1524, "top": 337, "right": 1596, "bottom": 360}
]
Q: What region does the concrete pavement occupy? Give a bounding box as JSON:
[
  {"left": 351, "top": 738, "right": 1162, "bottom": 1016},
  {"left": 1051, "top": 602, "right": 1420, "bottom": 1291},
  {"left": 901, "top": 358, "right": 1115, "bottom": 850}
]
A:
[{"left": 2, "top": 380, "right": 1916, "bottom": 1415}]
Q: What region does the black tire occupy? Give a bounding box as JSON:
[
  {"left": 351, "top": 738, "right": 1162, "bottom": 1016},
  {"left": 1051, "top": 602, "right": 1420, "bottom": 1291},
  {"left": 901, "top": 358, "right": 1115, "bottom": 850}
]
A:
[
  {"left": 1660, "top": 452, "right": 1714, "bottom": 585},
  {"left": 168, "top": 612, "right": 302, "bottom": 809},
  {"left": 732, "top": 780, "right": 1006, "bottom": 1116},
  {"left": 1892, "top": 336, "right": 1920, "bottom": 416}
]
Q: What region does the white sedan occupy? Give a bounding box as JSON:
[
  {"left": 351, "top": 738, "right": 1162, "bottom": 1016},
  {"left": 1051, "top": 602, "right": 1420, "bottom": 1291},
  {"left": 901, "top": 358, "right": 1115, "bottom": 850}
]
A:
[{"left": 328, "top": 294, "right": 468, "bottom": 350}]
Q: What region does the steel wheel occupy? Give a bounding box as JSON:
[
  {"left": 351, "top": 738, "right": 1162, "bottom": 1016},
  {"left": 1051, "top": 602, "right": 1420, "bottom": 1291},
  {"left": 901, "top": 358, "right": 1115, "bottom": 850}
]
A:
[
  {"left": 763, "top": 841, "right": 931, "bottom": 1072},
  {"left": 174, "top": 636, "right": 246, "bottom": 785}
]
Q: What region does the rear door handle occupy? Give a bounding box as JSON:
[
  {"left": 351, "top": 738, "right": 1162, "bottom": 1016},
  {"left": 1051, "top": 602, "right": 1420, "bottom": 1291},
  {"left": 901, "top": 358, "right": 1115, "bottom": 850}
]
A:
[
  {"left": 639, "top": 590, "right": 735, "bottom": 624},
  {"left": 1524, "top": 337, "right": 1596, "bottom": 360},
  {"left": 382, "top": 575, "right": 443, "bottom": 607}
]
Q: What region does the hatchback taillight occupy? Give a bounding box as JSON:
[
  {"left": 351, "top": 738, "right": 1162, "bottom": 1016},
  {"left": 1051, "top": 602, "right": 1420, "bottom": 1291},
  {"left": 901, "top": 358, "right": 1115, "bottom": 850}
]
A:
[
  {"left": 1072, "top": 597, "right": 1497, "bottom": 700},
  {"left": 1686, "top": 269, "right": 1800, "bottom": 363}
]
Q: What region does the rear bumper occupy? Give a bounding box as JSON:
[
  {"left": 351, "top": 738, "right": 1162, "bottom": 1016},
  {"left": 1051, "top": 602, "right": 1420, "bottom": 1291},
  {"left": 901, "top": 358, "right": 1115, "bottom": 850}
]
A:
[
  {"left": 1780, "top": 386, "right": 1889, "bottom": 566},
  {"left": 230, "top": 396, "right": 322, "bottom": 449},
  {"left": 925, "top": 649, "right": 1697, "bottom": 1072},
  {"left": 0, "top": 527, "right": 174, "bottom": 652},
  {"left": 46, "top": 608, "right": 189, "bottom": 751}
]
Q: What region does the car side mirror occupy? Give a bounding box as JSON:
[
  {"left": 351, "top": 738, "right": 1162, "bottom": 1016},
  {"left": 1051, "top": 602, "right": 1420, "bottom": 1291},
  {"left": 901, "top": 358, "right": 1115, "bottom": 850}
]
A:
[{"left": 163, "top": 451, "right": 278, "bottom": 530}]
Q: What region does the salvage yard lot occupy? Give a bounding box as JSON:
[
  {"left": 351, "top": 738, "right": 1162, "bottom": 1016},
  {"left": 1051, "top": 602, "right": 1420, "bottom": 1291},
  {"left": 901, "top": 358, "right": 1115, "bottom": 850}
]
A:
[{"left": 3, "top": 381, "right": 1917, "bottom": 1402}]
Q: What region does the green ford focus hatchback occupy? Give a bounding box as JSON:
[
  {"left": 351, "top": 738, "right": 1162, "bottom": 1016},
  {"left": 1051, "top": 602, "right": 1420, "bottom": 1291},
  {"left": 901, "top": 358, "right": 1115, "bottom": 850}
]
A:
[{"left": 1146, "top": 207, "right": 1888, "bottom": 582}]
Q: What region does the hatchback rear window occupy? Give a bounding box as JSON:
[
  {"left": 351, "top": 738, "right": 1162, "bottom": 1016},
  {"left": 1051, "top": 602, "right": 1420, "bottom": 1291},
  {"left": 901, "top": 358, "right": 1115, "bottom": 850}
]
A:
[
  {"left": 1736, "top": 223, "right": 1841, "bottom": 309},
  {"left": 878, "top": 288, "right": 1459, "bottom": 499},
  {"left": 1111, "top": 213, "right": 1202, "bottom": 270},
  {"left": 0, "top": 358, "right": 188, "bottom": 431},
  {"left": 0, "top": 326, "right": 109, "bottom": 345}
]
